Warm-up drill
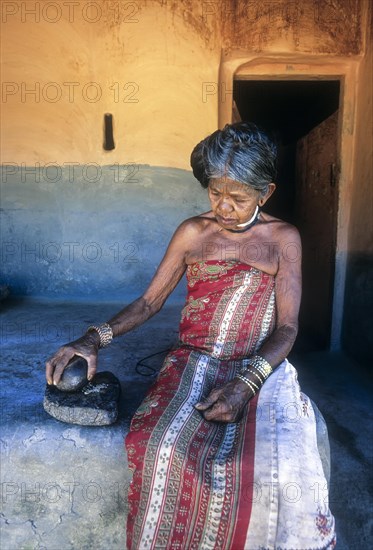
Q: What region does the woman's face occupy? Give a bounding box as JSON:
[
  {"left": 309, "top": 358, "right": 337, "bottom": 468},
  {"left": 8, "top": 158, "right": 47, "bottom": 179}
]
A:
[{"left": 208, "top": 177, "right": 261, "bottom": 231}]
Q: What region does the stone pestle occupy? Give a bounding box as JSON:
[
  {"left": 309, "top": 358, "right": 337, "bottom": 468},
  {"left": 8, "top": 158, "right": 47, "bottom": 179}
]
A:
[{"left": 55, "top": 355, "right": 89, "bottom": 392}]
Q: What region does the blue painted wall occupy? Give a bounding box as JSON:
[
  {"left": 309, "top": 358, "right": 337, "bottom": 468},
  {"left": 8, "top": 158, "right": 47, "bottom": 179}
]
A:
[{"left": 1, "top": 165, "right": 210, "bottom": 303}]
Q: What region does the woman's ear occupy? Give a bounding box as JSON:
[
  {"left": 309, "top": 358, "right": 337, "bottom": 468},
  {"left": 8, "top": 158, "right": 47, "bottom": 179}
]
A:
[{"left": 259, "top": 183, "right": 276, "bottom": 206}]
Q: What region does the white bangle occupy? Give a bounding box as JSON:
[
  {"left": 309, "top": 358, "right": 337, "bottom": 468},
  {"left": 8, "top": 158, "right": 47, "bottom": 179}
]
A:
[{"left": 235, "top": 374, "right": 258, "bottom": 395}]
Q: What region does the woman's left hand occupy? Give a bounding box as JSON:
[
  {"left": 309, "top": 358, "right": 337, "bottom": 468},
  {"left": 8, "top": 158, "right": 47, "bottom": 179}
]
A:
[{"left": 194, "top": 379, "right": 253, "bottom": 423}]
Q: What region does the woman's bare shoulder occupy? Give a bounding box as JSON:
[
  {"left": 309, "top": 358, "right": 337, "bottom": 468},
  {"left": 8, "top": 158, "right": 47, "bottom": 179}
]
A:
[
  {"left": 176, "top": 211, "right": 214, "bottom": 234},
  {"left": 260, "top": 212, "right": 301, "bottom": 241}
]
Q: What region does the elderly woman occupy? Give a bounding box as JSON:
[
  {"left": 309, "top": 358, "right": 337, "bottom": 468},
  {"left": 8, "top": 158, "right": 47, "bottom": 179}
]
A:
[{"left": 46, "top": 123, "right": 336, "bottom": 550}]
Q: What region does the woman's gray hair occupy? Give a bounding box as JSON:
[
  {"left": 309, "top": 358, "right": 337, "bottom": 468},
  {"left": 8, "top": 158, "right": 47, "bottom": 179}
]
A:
[{"left": 190, "top": 122, "right": 277, "bottom": 195}]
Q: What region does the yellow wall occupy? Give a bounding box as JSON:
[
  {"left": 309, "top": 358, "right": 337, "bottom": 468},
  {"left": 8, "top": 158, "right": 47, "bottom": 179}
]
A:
[
  {"left": 1, "top": 0, "right": 364, "bottom": 169},
  {"left": 1, "top": 1, "right": 220, "bottom": 168}
]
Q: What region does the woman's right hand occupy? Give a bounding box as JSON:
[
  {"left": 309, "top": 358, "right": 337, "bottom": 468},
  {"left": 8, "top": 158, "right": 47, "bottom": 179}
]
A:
[{"left": 45, "top": 331, "right": 100, "bottom": 386}]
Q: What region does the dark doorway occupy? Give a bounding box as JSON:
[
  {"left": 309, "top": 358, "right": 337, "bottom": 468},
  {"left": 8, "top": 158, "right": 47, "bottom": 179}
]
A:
[{"left": 233, "top": 79, "right": 341, "bottom": 350}]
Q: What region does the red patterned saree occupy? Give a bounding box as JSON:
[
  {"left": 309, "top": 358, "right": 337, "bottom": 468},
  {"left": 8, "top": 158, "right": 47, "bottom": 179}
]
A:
[{"left": 125, "top": 261, "right": 336, "bottom": 550}]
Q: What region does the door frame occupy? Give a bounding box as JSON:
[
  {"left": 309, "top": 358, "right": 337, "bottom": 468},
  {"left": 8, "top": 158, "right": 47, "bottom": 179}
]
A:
[{"left": 218, "top": 53, "right": 360, "bottom": 351}]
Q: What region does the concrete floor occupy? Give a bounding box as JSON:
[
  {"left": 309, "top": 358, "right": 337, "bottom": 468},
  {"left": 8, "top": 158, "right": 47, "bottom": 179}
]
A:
[{"left": 1, "top": 298, "right": 372, "bottom": 550}]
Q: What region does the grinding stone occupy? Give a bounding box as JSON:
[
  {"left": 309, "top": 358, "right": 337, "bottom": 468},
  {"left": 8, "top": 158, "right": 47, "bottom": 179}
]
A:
[{"left": 43, "top": 372, "right": 121, "bottom": 426}]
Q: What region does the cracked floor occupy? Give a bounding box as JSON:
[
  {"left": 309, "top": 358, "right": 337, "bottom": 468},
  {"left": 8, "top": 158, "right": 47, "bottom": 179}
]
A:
[{"left": 1, "top": 298, "right": 372, "bottom": 549}]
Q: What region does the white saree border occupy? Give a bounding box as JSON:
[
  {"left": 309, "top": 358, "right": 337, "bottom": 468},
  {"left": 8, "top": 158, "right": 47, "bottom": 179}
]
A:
[
  {"left": 137, "top": 354, "right": 210, "bottom": 549},
  {"left": 211, "top": 270, "right": 254, "bottom": 359},
  {"left": 245, "top": 360, "right": 336, "bottom": 550}
]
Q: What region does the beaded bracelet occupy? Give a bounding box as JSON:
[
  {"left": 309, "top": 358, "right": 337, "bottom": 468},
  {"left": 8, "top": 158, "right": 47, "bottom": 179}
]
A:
[
  {"left": 244, "top": 355, "right": 273, "bottom": 379},
  {"left": 236, "top": 355, "right": 273, "bottom": 396},
  {"left": 87, "top": 323, "right": 113, "bottom": 348}
]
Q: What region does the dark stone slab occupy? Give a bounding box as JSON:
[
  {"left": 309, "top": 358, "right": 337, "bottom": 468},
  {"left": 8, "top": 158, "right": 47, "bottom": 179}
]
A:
[
  {"left": 55, "top": 355, "right": 88, "bottom": 392},
  {"left": 43, "top": 372, "right": 121, "bottom": 426}
]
